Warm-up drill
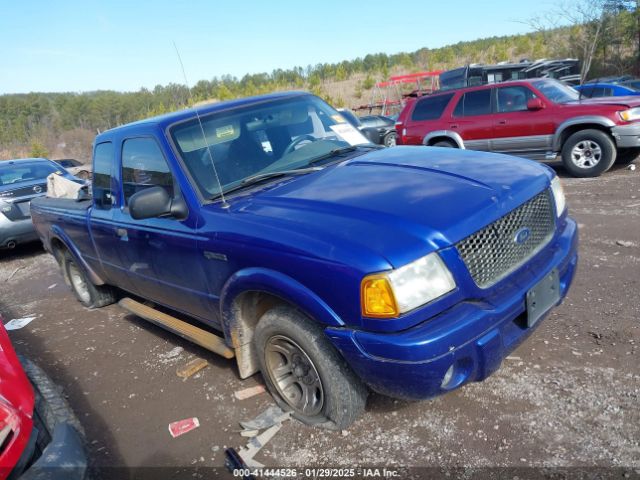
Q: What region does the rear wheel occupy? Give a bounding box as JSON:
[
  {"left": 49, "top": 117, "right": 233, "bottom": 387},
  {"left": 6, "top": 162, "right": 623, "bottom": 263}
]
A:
[
  {"left": 561, "top": 129, "right": 616, "bottom": 177},
  {"left": 383, "top": 131, "right": 397, "bottom": 147},
  {"left": 62, "top": 250, "right": 115, "bottom": 308},
  {"left": 615, "top": 148, "right": 640, "bottom": 165},
  {"left": 254, "top": 306, "right": 368, "bottom": 429}
]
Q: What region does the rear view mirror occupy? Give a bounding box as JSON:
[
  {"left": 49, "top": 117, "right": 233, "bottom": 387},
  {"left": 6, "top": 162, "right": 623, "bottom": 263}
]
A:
[
  {"left": 527, "top": 98, "right": 545, "bottom": 111},
  {"left": 129, "top": 186, "right": 187, "bottom": 220}
]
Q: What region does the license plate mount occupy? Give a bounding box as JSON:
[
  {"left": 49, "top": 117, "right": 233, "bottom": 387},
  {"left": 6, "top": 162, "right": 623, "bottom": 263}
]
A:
[{"left": 526, "top": 269, "right": 560, "bottom": 328}]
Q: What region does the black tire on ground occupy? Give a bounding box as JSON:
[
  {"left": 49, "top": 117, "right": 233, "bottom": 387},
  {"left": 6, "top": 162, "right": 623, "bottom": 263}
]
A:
[
  {"left": 19, "top": 356, "right": 85, "bottom": 442},
  {"left": 432, "top": 140, "right": 456, "bottom": 148},
  {"left": 383, "top": 131, "right": 397, "bottom": 147},
  {"left": 615, "top": 148, "right": 640, "bottom": 165},
  {"left": 254, "top": 306, "right": 368, "bottom": 429},
  {"left": 561, "top": 129, "right": 616, "bottom": 177},
  {"left": 62, "top": 250, "right": 116, "bottom": 308}
]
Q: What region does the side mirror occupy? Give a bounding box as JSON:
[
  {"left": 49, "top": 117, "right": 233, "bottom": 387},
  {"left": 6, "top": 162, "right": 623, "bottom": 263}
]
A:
[
  {"left": 527, "top": 98, "right": 545, "bottom": 111},
  {"left": 129, "top": 186, "right": 188, "bottom": 220}
]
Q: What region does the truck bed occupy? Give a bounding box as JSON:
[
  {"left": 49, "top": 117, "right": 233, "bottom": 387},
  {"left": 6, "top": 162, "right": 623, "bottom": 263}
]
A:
[{"left": 30, "top": 197, "right": 92, "bottom": 213}]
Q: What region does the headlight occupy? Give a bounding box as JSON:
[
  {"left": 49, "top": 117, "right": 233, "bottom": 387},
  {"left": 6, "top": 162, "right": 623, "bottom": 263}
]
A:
[
  {"left": 361, "top": 252, "right": 456, "bottom": 318},
  {"left": 0, "top": 200, "right": 12, "bottom": 216},
  {"left": 619, "top": 107, "right": 640, "bottom": 122},
  {"left": 550, "top": 176, "right": 566, "bottom": 217}
]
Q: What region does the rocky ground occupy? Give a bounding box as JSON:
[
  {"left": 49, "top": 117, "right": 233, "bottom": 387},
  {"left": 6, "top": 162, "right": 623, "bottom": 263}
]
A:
[{"left": 1, "top": 163, "right": 638, "bottom": 479}]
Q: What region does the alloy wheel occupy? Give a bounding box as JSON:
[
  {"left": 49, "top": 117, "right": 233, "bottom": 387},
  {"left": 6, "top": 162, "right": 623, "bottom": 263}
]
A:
[{"left": 264, "top": 335, "right": 324, "bottom": 416}]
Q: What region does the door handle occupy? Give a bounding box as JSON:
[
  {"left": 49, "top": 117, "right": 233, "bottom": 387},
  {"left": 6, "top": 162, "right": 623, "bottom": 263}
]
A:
[
  {"left": 498, "top": 120, "right": 507, "bottom": 125},
  {"left": 116, "top": 228, "right": 128, "bottom": 238},
  {"left": 450, "top": 124, "right": 458, "bottom": 129}
]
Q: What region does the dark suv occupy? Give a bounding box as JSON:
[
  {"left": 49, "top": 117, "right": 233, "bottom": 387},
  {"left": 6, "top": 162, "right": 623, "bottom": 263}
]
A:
[{"left": 395, "top": 78, "right": 640, "bottom": 177}]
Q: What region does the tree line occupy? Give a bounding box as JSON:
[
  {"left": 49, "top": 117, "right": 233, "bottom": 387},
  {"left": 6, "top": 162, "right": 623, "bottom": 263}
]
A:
[{"left": 1, "top": 2, "right": 637, "bottom": 161}]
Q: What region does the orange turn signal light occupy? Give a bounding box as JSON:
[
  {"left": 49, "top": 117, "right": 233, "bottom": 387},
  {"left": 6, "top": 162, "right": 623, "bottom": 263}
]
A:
[{"left": 361, "top": 274, "right": 399, "bottom": 318}]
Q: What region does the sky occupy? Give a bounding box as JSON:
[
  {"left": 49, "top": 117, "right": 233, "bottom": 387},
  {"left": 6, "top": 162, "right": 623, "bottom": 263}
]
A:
[{"left": 0, "top": 0, "right": 560, "bottom": 95}]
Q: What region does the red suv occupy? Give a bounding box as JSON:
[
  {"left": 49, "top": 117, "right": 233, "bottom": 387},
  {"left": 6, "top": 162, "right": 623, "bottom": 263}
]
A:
[{"left": 396, "top": 78, "right": 640, "bottom": 177}]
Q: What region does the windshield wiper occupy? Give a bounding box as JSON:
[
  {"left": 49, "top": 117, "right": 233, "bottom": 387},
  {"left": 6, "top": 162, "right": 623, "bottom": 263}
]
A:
[
  {"left": 209, "top": 167, "right": 322, "bottom": 200},
  {"left": 241, "top": 166, "right": 323, "bottom": 185},
  {"left": 308, "top": 144, "right": 381, "bottom": 166}
]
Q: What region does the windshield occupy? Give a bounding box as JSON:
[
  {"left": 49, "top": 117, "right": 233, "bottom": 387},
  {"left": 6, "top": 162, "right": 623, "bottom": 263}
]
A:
[
  {"left": 56, "top": 159, "right": 81, "bottom": 167},
  {"left": 532, "top": 79, "right": 580, "bottom": 104},
  {"left": 170, "top": 95, "right": 371, "bottom": 199},
  {"left": 0, "top": 161, "right": 60, "bottom": 186}
]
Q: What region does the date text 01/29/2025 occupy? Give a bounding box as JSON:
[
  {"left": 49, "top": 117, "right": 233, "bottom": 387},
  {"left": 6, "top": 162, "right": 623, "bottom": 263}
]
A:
[{"left": 233, "top": 467, "right": 401, "bottom": 477}]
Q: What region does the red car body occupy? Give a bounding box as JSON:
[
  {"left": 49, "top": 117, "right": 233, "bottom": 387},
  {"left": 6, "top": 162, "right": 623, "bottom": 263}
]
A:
[
  {"left": 0, "top": 321, "right": 35, "bottom": 480},
  {"left": 0, "top": 317, "right": 86, "bottom": 480},
  {"left": 396, "top": 78, "right": 640, "bottom": 177}
]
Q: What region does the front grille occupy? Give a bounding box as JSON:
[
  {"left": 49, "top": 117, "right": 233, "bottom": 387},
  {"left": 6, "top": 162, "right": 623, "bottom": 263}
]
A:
[{"left": 456, "top": 189, "right": 555, "bottom": 288}]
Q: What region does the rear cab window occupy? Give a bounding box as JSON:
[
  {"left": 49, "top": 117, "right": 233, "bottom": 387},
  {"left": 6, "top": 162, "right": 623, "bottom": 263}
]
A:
[
  {"left": 453, "top": 89, "right": 492, "bottom": 117},
  {"left": 411, "top": 93, "right": 454, "bottom": 121},
  {"left": 93, "top": 142, "right": 115, "bottom": 209}
]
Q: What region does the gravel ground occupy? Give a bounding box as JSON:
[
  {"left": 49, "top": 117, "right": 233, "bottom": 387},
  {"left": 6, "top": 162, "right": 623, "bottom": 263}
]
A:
[{"left": 1, "top": 163, "right": 638, "bottom": 479}]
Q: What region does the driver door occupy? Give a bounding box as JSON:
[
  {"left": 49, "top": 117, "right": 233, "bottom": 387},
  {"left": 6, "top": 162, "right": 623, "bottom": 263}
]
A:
[{"left": 113, "top": 135, "right": 213, "bottom": 321}]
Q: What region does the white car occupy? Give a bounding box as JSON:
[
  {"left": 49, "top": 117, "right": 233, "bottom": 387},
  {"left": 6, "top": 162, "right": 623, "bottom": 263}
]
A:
[{"left": 53, "top": 158, "right": 91, "bottom": 180}]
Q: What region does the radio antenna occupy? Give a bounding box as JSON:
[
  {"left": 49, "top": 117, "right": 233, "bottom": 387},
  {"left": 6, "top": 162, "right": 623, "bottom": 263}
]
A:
[{"left": 173, "top": 41, "right": 229, "bottom": 208}]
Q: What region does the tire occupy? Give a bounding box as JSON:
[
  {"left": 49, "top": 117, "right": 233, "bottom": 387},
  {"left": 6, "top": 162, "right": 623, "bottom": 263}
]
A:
[
  {"left": 615, "top": 148, "right": 640, "bottom": 165},
  {"left": 561, "top": 129, "right": 616, "bottom": 177},
  {"left": 62, "top": 250, "right": 115, "bottom": 308},
  {"left": 254, "top": 306, "right": 368, "bottom": 429},
  {"left": 383, "top": 131, "right": 397, "bottom": 147},
  {"left": 19, "top": 356, "right": 85, "bottom": 439},
  {"left": 77, "top": 170, "right": 90, "bottom": 180},
  {"left": 432, "top": 140, "right": 456, "bottom": 148}
]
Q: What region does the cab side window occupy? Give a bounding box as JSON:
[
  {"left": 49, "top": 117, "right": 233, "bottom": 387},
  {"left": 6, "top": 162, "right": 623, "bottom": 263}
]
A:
[
  {"left": 93, "top": 142, "right": 114, "bottom": 209},
  {"left": 121, "top": 138, "right": 174, "bottom": 206},
  {"left": 496, "top": 86, "right": 536, "bottom": 113}
]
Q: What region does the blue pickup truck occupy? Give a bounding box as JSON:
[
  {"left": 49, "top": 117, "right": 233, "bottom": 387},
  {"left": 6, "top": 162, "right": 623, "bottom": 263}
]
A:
[{"left": 31, "top": 91, "right": 578, "bottom": 429}]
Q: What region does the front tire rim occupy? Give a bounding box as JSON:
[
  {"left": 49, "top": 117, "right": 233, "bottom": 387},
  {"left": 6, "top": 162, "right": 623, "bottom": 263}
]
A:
[
  {"left": 68, "top": 262, "right": 91, "bottom": 304},
  {"left": 265, "top": 335, "right": 324, "bottom": 416},
  {"left": 571, "top": 140, "right": 602, "bottom": 168}
]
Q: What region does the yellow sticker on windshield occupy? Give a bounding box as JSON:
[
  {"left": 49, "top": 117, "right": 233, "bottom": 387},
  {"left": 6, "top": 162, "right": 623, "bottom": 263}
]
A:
[
  {"left": 332, "top": 114, "right": 346, "bottom": 123},
  {"left": 216, "top": 125, "right": 235, "bottom": 139}
]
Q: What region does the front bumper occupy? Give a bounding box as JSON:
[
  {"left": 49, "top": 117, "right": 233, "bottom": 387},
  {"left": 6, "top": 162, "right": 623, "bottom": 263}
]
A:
[
  {"left": 0, "top": 214, "right": 37, "bottom": 248},
  {"left": 326, "top": 216, "right": 578, "bottom": 400},
  {"left": 612, "top": 122, "right": 640, "bottom": 148}
]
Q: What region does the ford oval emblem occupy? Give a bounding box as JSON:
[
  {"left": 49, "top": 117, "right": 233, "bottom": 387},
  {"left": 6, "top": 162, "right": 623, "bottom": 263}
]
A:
[
  {"left": 33, "top": 185, "right": 42, "bottom": 194},
  {"left": 514, "top": 227, "right": 531, "bottom": 245}
]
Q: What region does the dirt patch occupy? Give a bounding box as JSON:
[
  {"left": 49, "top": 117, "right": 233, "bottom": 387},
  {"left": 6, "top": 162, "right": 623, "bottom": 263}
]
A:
[{"left": 1, "top": 164, "right": 638, "bottom": 474}]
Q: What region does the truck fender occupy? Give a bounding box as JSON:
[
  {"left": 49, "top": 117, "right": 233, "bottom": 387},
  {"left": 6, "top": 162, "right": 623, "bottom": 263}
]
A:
[
  {"left": 422, "top": 130, "right": 465, "bottom": 148},
  {"left": 49, "top": 225, "right": 106, "bottom": 286},
  {"left": 219, "top": 268, "right": 344, "bottom": 379},
  {"left": 552, "top": 116, "right": 616, "bottom": 151}
]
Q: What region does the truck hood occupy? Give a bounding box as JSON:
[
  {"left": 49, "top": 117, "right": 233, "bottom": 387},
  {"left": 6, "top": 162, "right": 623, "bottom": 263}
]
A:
[
  {"left": 225, "top": 147, "right": 552, "bottom": 268},
  {"left": 567, "top": 96, "right": 640, "bottom": 109}
]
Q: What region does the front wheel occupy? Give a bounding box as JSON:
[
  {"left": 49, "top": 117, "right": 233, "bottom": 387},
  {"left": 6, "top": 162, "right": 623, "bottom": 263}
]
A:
[
  {"left": 62, "top": 250, "right": 116, "bottom": 308},
  {"left": 254, "top": 306, "right": 368, "bottom": 429},
  {"left": 432, "top": 140, "right": 456, "bottom": 148},
  {"left": 561, "top": 129, "right": 616, "bottom": 177}
]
